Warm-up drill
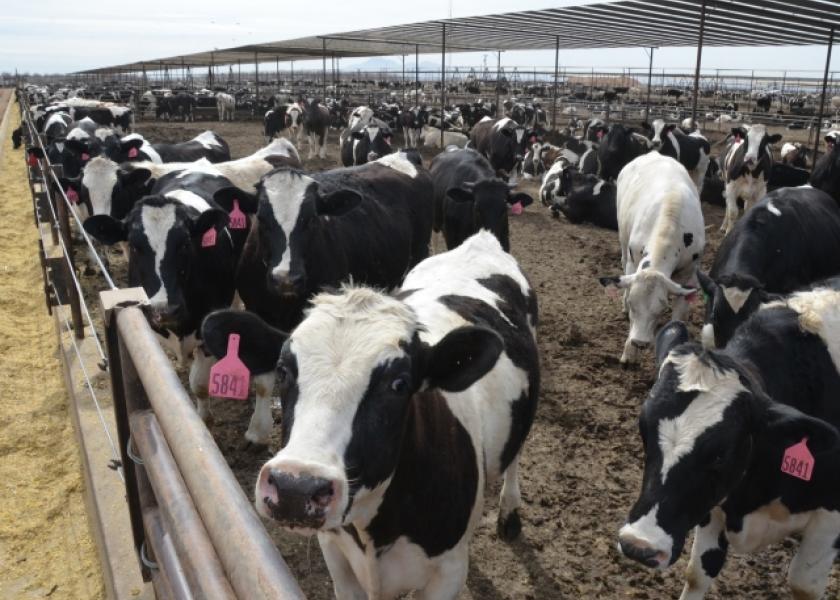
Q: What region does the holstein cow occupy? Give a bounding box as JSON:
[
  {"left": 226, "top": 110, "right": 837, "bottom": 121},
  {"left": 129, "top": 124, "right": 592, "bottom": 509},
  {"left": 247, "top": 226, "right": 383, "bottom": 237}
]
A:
[
  {"left": 599, "top": 153, "right": 704, "bottom": 365},
  {"left": 470, "top": 117, "right": 527, "bottom": 181},
  {"left": 79, "top": 138, "right": 300, "bottom": 221},
  {"left": 340, "top": 124, "right": 394, "bottom": 167},
  {"left": 201, "top": 229, "right": 540, "bottom": 599},
  {"left": 399, "top": 106, "right": 428, "bottom": 147},
  {"left": 697, "top": 186, "right": 840, "bottom": 349},
  {"left": 264, "top": 106, "right": 289, "bottom": 143},
  {"left": 810, "top": 130, "right": 840, "bottom": 202},
  {"left": 551, "top": 173, "right": 617, "bottom": 230},
  {"left": 583, "top": 118, "right": 609, "bottom": 143},
  {"left": 430, "top": 148, "right": 534, "bottom": 251},
  {"left": 418, "top": 125, "right": 469, "bottom": 149},
  {"left": 598, "top": 124, "right": 652, "bottom": 181},
  {"left": 619, "top": 289, "right": 840, "bottom": 600},
  {"left": 649, "top": 119, "right": 711, "bottom": 192},
  {"left": 301, "top": 99, "right": 330, "bottom": 160},
  {"left": 780, "top": 141, "right": 809, "bottom": 168},
  {"left": 720, "top": 125, "right": 782, "bottom": 234},
  {"left": 43, "top": 111, "right": 73, "bottom": 143},
  {"left": 285, "top": 102, "right": 304, "bottom": 141},
  {"left": 228, "top": 152, "right": 434, "bottom": 443},
  {"left": 216, "top": 92, "right": 236, "bottom": 121},
  {"left": 107, "top": 131, "right": 230, "bottom": 164}
]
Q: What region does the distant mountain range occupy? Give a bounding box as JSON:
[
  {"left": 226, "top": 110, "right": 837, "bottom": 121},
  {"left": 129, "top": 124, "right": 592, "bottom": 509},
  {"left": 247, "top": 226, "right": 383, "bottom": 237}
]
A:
[{"left": 342, "top": 57, "right": 453, "bottom": 72}]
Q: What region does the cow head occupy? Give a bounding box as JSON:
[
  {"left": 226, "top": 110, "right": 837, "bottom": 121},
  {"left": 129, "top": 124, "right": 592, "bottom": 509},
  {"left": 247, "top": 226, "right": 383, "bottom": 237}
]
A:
[
  {"left": 734, "top": 125, "right": 782, "bottom": 168},
  {"left": 256, "top": 168, "right": 362, "bottom": 298},
  {"left": 351, "top": 125, "right": 394, "bottom": 163},
  {"left": 697, "top": 272, "right": 777, "bottom": 349},
  {"left": 200, "top": 289, "right": 503, "bottom": 532},
  {"left": 84, "top": 196, "right": 229, "bottom": 333},
  {"left": 619, "top": 333, "right": 840, "bottom": 569},
  {"left": 81, "top": 156, "right": 122, "bottom": 218},
  {"left": 599, "top": 270, "right": 696, "bottom": 364},
  {"left": 446, "top": 180, "right": 533, "bottom": 251},
  {"left": 650, "top": 119, "right": 677, "bottom": 148},
  {"left": 108, "top": 165, "right": 156, "bottom": 220}
]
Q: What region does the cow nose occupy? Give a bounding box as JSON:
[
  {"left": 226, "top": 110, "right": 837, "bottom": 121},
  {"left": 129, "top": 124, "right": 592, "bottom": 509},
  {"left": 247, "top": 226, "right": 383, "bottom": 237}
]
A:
[
  {"left": 152, "top": 303, "right": 184, "bottom": 327},
  {"left": 271, "top": 272, "right": 304, "bottom": 297},
  {"left": 618, "top": 536, "right": 667, "bottom": 568},
  {"left": 366, "top": 151, "right": 380, "bottom": 162},
  {"left": 261, "top": 470, "right": 336, "bottom": 528},
  {"left": 630, "top": 339, "right": 650, "bottom": 350}
]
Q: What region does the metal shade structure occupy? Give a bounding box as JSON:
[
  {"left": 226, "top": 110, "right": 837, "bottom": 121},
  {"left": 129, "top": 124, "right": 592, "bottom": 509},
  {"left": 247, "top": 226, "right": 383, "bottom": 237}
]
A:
[{"left": 77, "top": 0, "right": 840, "bottom": 74}]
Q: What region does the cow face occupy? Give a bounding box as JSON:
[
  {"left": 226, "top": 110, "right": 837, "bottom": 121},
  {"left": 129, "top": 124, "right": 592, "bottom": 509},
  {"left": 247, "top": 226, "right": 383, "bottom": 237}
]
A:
[
  {"left": 599, "top": 271, "right": 696, "bottom": 364},
  {"left": 619, "top": 341, "right": 839, "bottom": 570},
  {"left": 737, "top": 125, "right": 782, "bottom": 167},
  {"left": 81, "top": 156, "right": 120, "bottom": 217},
  {"left": 650, "top": 119, "right": 677, "bottom": 148},
  {"left": 697, "top": 272, "right": 769, "bottom": 349},
  {"left": 201, "top": 291, "right": 503, "bottom": 532},
  {"left": 351, "top": 125, "right": 394, "bottom": 163},
  {"left": 257, "top": 169, "right": 362, "bottom": 298},
  {"left": 84, "top": 197, "right": 228, "bottom": 332}
]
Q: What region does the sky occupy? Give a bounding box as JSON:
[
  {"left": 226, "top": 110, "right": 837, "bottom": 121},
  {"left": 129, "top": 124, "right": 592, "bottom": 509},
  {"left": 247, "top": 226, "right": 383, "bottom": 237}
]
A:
[{"left": 1, "top": 0, "right": 837, "bottom": 75}]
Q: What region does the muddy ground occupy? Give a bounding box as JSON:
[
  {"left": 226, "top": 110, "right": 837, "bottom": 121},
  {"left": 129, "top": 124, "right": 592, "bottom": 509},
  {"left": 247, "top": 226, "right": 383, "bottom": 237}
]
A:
[{"left": 74, "top": 117, "right": 838, "bottom": 599}]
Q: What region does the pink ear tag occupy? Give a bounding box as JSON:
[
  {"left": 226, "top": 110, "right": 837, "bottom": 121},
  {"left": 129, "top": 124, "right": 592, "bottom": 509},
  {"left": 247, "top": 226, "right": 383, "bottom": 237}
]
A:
[
  {"left": 81, "top": 152, "right": 90, "bottom": 161},
  {"left": 66, "top": 187, "right": 79, "bottom": 204},
  {"left": 229, "top": 199, "right": 247, "bottom": 230},
  {"left": 27, "top": 153, "right": 38, "bottom": 167},
  {"left": 510, "top": 201, "right": 523, "bottom": 215},
  {"left": 596, "top": 130, "right": 605, "bottom": 140},
  {"left": 209, "top": 334, "right": 250, "bottom": 400},
  {"left": 128, "top": 147, "right": 139, "bottom": 158},
  {"left": 781, "top": 438, "right": 814, "bottom": 481},
  {"left": 201, "top": 227, "right": 217, "bottom": 248},
  {"left": 685, "top": 290, "right": 699, "bottom": 305}
]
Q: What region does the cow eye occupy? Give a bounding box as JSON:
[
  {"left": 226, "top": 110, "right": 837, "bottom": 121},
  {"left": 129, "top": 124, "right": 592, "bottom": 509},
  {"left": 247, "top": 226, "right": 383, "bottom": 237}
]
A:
[
  {"left": 277, "top": 364, "right": 291, "bottom": 384},
  {"left": 391, "top": 376, "right": 410, "bottom": 393}
]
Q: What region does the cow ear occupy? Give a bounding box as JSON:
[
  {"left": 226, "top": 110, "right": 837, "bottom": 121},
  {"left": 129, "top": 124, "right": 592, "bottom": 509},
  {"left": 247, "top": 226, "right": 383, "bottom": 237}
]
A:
[
  {"left": 655, "top": 321, "right": 691, "bottom": 370},
  {"left": 192, "top": 209, "right": 230, "bottom": 236},
  {"left": 119, "top": 167, "right": 152, "bottom": 188},
  {"left": 509, "top": 192, "right": 534, "bottom": 207},
  {"left": 424, "top": 326, "right": 503, "bottom": 392},
  {"left": 764, "top": 402, "right": 840, "bottom": 456},
  {"left": 767, "top": 134, "right": 783, "bottom": 145},
  {"left": 213, "top": 187, "right": 259, "bottom": 213},
  {"left": 599, "top": 274, "right": 634, "bottom": 290},
  {"left": 83, "top": 215, "right": 126, "bottom": 245},
  {"left": 315, "top": 189, "right": 362, "bottom": 217},
  {"left": 446, "top": 187, "right": 474, "bottom": 203},
  {"left": 201, "top": 310, "right": 288, "bottom": 374}
]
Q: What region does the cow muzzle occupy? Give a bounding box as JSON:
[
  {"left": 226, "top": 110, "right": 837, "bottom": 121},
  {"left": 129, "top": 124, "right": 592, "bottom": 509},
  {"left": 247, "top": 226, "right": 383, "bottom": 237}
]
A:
[
  {"left": 147, "top": 303, "right": 185, "bottom": 330},
  {"left": 617, "top": 536, "right": 669, "bottom": 569},
  {"left": 270, "top": 271, "right": 305, "bottom": 299},
  {"left": 257, "top": 468, "right": 339, "bottom": 530}
]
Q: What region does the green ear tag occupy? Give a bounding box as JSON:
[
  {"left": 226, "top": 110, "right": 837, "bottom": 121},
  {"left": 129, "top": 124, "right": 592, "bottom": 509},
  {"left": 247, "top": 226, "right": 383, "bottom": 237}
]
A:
[{"left": 702, "top": 291, "right": 710, "bottom": 305}]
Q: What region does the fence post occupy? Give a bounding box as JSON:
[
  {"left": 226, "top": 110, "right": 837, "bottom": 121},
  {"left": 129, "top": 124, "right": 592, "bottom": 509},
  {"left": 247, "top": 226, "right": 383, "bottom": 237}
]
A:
[{"left": 51, "top": 166, "right": 84, "bottom": 340}]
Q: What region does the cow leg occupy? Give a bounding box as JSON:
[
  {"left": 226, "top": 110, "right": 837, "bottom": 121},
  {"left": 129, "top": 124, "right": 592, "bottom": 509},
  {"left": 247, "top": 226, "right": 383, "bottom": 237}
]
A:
[
  {"left": 721, "top": 181, "right": 739, "bottom": 234},
  {"left": 679, "top": 508, "right": 727, "bottom": 600},
  {"left": 319, "top": 130, "right": 327, "bottom": 159},
  {"left": 245, "top": 372, "right": 276, "bottom": 445},
  {"left": 189, "top": 345, "right": 216, "bottom": 424},
  {"left": 744, "top": 181, "right": 766, "bottom": 214},
  {"left": 318, "top": 533, "right": 367, "bottom": 600},
  {"left": 415, "top": 545, "right": 469, "bottom": 600},
  {"left": 786, "top": 511, "right": 840, "bottom": 600},
  {"left": 497, "top": 456, "right": 522, "bottom": 541},
  {"left": 307, "top": 133, "right": 316, "bottom": 160}
]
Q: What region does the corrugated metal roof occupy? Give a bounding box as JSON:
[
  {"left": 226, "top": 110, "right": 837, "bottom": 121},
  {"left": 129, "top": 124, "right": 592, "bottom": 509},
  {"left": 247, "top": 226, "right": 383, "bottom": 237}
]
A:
[{"left": 77, "top": 0, "right": 840, "bottom": 74}]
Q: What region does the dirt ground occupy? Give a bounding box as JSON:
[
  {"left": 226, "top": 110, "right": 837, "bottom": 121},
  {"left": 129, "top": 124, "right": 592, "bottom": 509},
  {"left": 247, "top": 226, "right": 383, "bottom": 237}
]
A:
[
  {"left": 0, "top": 93, "right": 103, "bottom": 599},
  {"left": 74, "top": 117, "right": 837, "bottom": 599}
]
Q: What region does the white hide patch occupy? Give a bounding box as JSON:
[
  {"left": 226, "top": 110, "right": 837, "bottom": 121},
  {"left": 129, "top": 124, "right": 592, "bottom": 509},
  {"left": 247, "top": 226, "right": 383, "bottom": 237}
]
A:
[
  {"left": 593, "top": 180, "right": 606, "bottom": 196},
  {"left": 195, "top": 130, "right": 221, "bottom": 149},
  {"left": 165, "top": 189, "right": 211, "bottom": 213},
  {"left": 618, "top": 504, "right": 673, "bottom": 565},
  {"left": 722, "top": 286, "right": 752, "bottom": 313},
  {"left": 658, "top": 352, "right": 747, "bottom": 482},
  {"left": 66, "top": 128, "right": 90, "bottom": 141},
  {"left": 743, "top": 124, "right": 767, "bottom": 164},
  {"left": 82, "top": 156, "right": 119, "bottom": 216},
  {"left": 366, "top": 126, "right": 379, "bottom": 143},
  {"left": 766, "top": 201, "right": 781, "bottom": 216},
  {"left": 94, "top": 128, "right": 114, "bottom": 142},
  {"left": 493, "top": 117, "right": 513, "bottom": 131},
  {"left": 375, "top": 152, "right": 418, "bottom": 178},
  {"left": 263, "top": 170, "right": 312, "bottom": 278},
  {"left": 140, "top": 204, "right": 177, "bottom": 307},
  {"left": 652, "top": 119, "right": 665, "bottom": 144},
  {"left": 764, "top": 289, "right": 840, "bottom": 373}
]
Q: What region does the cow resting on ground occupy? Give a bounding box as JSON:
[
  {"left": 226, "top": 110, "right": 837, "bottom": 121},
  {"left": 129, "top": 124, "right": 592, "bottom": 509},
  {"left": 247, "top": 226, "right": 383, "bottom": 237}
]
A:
[{"left": 201, "top": 229, "right": 540, "bottom": 599}]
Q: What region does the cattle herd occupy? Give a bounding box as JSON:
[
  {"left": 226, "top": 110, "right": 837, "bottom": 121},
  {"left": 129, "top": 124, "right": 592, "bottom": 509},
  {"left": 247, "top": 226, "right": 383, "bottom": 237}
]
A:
[{"left": 13, "top": 80, "right": 840, "bottom": 599}]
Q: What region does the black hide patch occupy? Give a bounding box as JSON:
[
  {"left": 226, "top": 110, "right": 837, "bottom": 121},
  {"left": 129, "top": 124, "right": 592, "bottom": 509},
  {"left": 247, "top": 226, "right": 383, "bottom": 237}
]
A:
[{"left": 683, "top": 232, "right": 694, "bottom": 247}]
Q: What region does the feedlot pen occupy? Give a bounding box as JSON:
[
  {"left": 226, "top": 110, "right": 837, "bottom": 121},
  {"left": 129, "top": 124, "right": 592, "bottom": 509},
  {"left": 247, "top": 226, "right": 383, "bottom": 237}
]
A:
[{"left": 10, "top": 102, "right": 840, "bottom": 598}]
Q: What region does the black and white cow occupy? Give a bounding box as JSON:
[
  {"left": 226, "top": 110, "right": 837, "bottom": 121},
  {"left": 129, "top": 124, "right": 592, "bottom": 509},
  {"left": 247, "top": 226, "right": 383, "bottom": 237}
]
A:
[
  {"left": 398, "top": 106, "right": 428, "bottom": 148},
  {"left": 43, "top": 111, "right": 73, "bottom": 143},
  {"left": 599, "top": 153, "right": 704, "bottom": 365},
  {"left": 80, "top": 138, "right": 300, "bottom": 221},
  {"left": 107, "top": 131, "right": 230, "bottom": 165},
  {"left": 300, "top": 99, "right": 330, "bottom": 160},
  {"left": 619, "top": 288, "right": 840, "bottom": 600},
  {"left": 538, "top": 150, "right": 584, "bottom": 206},
  {"left": 285, "top": 102, "right": 305, "bottom": 141},
  {"left": 810, "top": 130, "right": 840, "bottom": 203},
  {"left": 582, "top": 118, "right": 609, "bottom": 143},
  {"left": 697, "top": 186, "right": 840, "bottom": 349},
  {"left": 720, "top": 125, "right": 782, "bottom": 234},
  {"left": 768, "top": 162, "right": 811, "bottom": 189},
  {"left": 780, "top": 141, "right": 809, "bottom": 168},
  {"left": 598, "top": 124, "right": 652, "bottom": 181},
  {"left": 264, "top": 106, "right": 289, "bottom": 142},
  {"left": 550, "top": 173, "right": 617, "bottom": 230},
  {"left": 41, "top": 118, "right": 120, "bottom": 178},
  {"left": 649, "top": 119, "right": 710, "bottom": 192},
  {"left": 470, "top": 117, "right": 527, "bottom": 180},
  {"left": 339, "top": 124, "right": 394, "bottom": 167},
  {"left": 201, "top": 229, "right": 540, "bottom": 599},
  {"left": 430, "top": 148, "right": 533, "bottom": 251},
  {"left": 156, "top": 94, "right": 195, "bottom": 122},
  {"left": 418, "top": 125, "right": 469, "bottom": 149},
  {"left": 228, "top": 153, "right": 434, "bottom": 443},
  {"left": 11, "top": 126, "right": 22, "bottom": 149}
]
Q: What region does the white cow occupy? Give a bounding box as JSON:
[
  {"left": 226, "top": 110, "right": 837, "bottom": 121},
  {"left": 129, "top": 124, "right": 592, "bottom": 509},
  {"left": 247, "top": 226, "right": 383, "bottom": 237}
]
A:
[
  {"left": 215, "top": 92, "right": 235, "bottom": 121},
  {"left": 599, "top": 153, "right": 705, "bottom": 365},
  {"left": 418, "top": 124, "right": 469, "bottom": 149}
]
